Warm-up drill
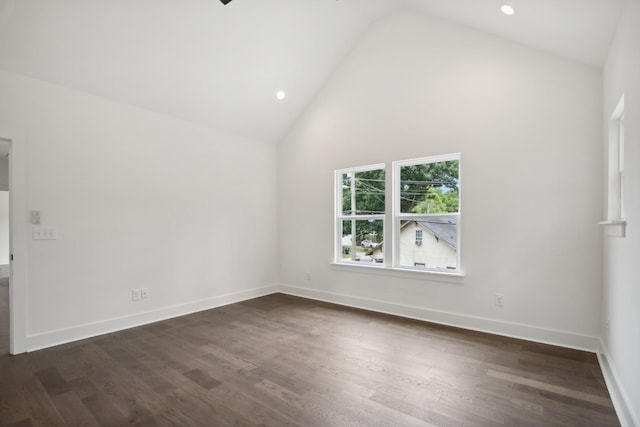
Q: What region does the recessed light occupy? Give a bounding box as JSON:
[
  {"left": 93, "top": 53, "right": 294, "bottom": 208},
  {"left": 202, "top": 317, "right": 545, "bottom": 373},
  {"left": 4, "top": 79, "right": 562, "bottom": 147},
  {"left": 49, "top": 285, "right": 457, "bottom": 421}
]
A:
[
  {"left": 276, "top": 90, "right": 286, "bottom": 100},
  {"left": 500, "top": 4, "right": 515, "bottom": 15}
]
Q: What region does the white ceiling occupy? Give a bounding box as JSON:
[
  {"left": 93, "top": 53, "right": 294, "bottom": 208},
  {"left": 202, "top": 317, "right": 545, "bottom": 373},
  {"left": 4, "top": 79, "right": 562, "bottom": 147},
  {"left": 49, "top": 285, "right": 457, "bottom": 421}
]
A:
[{"left": 0, "top": 0, "right": 625, "bottom": 144}]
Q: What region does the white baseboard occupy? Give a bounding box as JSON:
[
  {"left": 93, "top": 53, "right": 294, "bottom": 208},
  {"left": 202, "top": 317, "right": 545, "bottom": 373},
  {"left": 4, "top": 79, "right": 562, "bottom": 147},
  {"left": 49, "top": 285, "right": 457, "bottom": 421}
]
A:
[
  {"left": 26, "top": 284, "right": 279, "bottom": 352},
  {"left": 598, "top": 341, "right": 640, "bottom": 427},
  {"left": 277, "top": 284, "right": 600, "bottom": 352}
]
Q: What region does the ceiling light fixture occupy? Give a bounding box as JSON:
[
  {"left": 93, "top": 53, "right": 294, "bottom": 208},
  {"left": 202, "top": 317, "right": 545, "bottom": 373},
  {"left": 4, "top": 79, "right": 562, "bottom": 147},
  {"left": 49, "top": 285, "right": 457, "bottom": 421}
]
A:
[
  {"left": 500, "top": 4, "right": 515, "bottom": 15},
  {"left": 276, "top": 90, "right": 286, "bottom": 101}
]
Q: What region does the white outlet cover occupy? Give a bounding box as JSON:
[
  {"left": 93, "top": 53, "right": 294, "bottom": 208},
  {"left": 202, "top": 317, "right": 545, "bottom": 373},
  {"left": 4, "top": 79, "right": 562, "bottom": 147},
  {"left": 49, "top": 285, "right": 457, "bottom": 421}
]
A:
[{"left": 33, "top": 227, "right": 58, "bottom": 240}]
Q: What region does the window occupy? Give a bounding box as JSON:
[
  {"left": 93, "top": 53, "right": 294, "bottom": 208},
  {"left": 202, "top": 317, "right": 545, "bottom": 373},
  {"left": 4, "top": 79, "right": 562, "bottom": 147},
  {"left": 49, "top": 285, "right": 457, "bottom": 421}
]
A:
[
  {"left": 394, "top": 154, "right": 460, "bottom": 271},
  {"left": 607, "top": 95, "right": 625, "bottom": 221},
  {"left": 335, "top": 154, "right": 461, "bottom": 274},
  {"left": 618, "top": 114, "right": 625, "bottom": 219},
  {"left": 335, "top": 164, "right": 385, "bottom": 264}
]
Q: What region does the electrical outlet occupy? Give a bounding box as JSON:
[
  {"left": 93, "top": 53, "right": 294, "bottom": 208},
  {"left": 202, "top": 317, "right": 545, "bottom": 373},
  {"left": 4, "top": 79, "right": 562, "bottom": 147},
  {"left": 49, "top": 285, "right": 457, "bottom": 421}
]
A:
[
  {"left": 494, "top": 293, "right": 504, "bottom": 307},
  {"left": 33, "top": 227, "right": 58, "bottom": 240},
  {"left": 132, "top": 289, "right": 141, "bottom": 301},
  {"left": 141, "top": 288, "right": 149, "bottom": 299},
  {"left": 305, "top": 272, "right": 311, "bottom": 281}
]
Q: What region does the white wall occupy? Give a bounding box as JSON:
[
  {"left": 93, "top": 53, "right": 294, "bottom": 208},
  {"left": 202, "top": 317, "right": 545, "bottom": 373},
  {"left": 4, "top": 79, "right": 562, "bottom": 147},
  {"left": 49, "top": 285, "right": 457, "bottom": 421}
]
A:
[
  {"left": 278, "top": 11, "right": 603, "bottom": 350},
  {"left": 601, "top": 1, "right": 640, "bottom": 425},
  {"left": 0, "top": 191, "right": 8, "bottom": 264},
  {"left": 0, "top": 70, "right": 278, "bottom": 350},
  {"left": 0, "top": 153, "right": 8, "bottom": 191}
]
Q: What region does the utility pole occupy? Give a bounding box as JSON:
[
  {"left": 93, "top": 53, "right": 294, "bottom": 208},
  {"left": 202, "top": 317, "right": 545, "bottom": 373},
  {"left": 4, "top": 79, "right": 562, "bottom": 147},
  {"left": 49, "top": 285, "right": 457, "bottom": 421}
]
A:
[{"left": 351, "top": 174, "right": 357, "bottom": 261}]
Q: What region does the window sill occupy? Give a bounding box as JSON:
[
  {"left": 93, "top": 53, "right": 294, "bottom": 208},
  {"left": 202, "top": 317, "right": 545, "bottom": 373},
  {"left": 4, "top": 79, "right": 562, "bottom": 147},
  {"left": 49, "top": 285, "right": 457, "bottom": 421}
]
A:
[
  {"left": 598, "top": 220, "right": 626, "bottom": 238},
  {"left": 330, "top": 262, "right": 464, "bottom": 284}
]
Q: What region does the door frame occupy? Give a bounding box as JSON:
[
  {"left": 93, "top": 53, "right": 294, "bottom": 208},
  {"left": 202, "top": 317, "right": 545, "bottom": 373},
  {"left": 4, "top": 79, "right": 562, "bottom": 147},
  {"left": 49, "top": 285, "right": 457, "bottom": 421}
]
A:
[{"left": 0, "top": 128, "right": 28, "bottom": 354}]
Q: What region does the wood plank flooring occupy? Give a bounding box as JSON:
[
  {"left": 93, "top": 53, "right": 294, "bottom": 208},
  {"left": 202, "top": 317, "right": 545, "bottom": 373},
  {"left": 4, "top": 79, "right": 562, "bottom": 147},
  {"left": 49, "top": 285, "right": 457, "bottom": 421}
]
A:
[{"left": 0, "top": 293, "right": 619, "bottom": 426}]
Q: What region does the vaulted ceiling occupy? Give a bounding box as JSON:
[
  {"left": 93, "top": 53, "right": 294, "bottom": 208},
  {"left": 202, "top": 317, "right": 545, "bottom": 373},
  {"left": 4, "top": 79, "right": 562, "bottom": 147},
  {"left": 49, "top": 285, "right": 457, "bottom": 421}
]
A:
[{"left": 0, "top": 0, "right": 625, "bottom": 143}]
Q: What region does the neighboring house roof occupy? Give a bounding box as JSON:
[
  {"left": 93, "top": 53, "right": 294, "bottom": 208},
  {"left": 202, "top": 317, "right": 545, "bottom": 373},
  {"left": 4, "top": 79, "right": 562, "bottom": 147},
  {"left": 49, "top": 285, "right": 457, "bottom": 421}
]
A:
[
  {"left": 417, "top": 217, "right": 457, "bottom": 249},
  {"left": 366, "top": 216, "right": 457, "bottom": 255}
]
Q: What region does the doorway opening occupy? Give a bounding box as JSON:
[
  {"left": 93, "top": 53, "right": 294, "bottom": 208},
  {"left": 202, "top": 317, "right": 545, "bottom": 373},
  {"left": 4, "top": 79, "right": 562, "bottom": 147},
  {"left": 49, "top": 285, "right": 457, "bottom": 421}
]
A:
[{"left": 0, "top": 139, "right": 9, "bottom": 355}]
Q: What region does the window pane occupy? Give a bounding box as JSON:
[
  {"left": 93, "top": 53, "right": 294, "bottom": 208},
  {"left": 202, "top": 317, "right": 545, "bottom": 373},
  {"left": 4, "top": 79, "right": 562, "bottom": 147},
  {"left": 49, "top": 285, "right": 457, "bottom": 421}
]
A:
[
  {"left": 341, "top": 173, "right": 352, "bottom": 215},
  {"left": 341, "top": 168, "right": 385, "bottom": 216},
  {"left": 398, "top": 217, "right": 457, "bottom": 269},
  {"left": 354, "top": 169, "right": 385, "bottom": 215},
  {"left": 341, "top": 219, "right": 384, "bottom": 263},
  {"left": 400, "top": 160, "right": 458, "bottom": 214}
]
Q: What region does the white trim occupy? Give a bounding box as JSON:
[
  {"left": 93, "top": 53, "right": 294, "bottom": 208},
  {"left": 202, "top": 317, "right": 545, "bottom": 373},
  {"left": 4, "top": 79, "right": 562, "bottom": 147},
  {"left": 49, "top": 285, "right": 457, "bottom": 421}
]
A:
[
  {"left": 330, "top": 262, "right": 464, "bottom": 284},
  {"left": 278, "top": 283, "right": 599, "bottom": 352},
  {"left": 25, "top": 284, "right": 279, "bottom": 352},
  {"left": 598, "top": 220, "right": 626, "bottom": 238},
  {"left": 335, "top": 163, "right": 386, "bottom": 176},
  {"left": 398, "top": 212, "right": 459, "bottom": 219},
  {"left": 598, "top": 340, "right": 640, "bottom": 427},
  {"left": 337, "top": 214, "right": 384, "bottom": 221},
  {"left": 393, "top": 152, "right": 460, "bottom": 167},
  {"left": 0, "top": 128, "right": 28, "bottom": 355},
  {"left": 598, "top": 220, "right": 627, "bottom": 225}
]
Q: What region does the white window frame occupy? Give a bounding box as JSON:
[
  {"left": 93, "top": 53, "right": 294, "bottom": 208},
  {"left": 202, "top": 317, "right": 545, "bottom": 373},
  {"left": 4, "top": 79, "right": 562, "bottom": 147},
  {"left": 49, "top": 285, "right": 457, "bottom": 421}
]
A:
[
  {"left": 392, "top": 154, "right": 461, "bottom": 273},
  {"left": 608, "top": 95, "right": 625, "bottom": 221},
  {"left": 334, "top": 154, "right": 462, "bottom": 279},
  {"left": 600, "top": 95, "right": 626, "bottom": 237},
  {"left": 334, "top": 163, "right": 386, "bottom": 265},
  {"left": 618, "top": 113, "right": 625, "bottom": 220}
]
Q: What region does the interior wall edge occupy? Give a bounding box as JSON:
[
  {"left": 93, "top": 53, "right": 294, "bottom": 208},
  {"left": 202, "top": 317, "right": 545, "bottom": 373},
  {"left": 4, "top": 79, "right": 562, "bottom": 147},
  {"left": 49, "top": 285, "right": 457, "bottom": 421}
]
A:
[
  {"left": 0, "top": 127, "right": 28, "bottom": 355},
  {"left": 25, "top": 283, "right": 280, "bottom": 352},
  {"left": 598, "top": 340, "right": 640, "bottom": 427},
  {"left": 277, "top": 284, "right": 600, "bottom": 353}
]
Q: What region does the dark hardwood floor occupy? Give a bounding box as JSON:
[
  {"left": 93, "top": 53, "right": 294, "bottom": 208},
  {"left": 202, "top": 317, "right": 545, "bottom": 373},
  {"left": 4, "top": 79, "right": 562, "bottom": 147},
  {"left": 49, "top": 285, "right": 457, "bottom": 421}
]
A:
[{"left": 0, "top": 293, "right": 619, "bottom": 426}]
